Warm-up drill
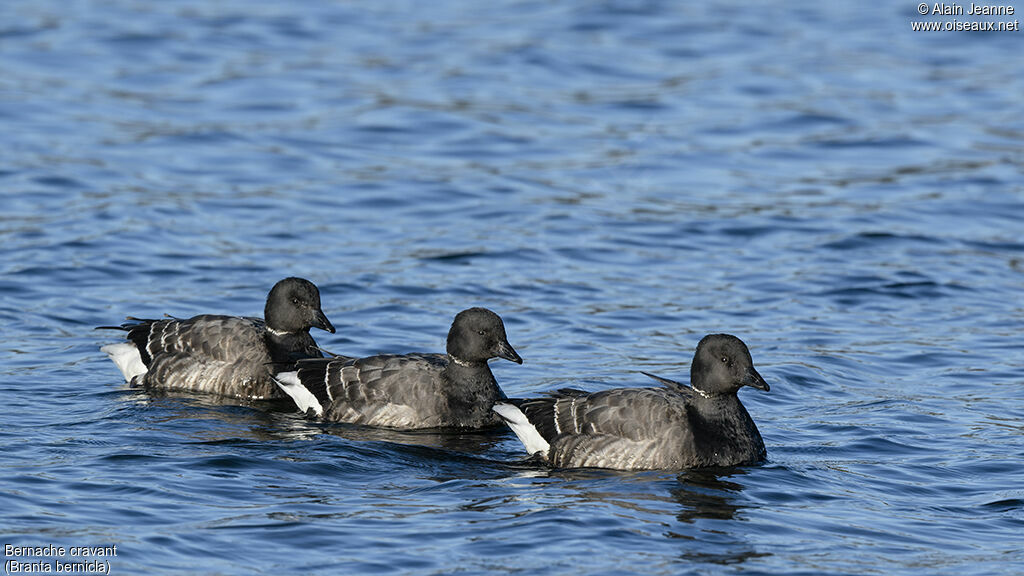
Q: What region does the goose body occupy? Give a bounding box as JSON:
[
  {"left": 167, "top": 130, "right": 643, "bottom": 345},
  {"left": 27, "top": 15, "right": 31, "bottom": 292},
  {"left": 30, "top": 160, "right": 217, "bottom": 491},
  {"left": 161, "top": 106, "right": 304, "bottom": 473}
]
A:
[
  {"left": 100, "top": 277, "right": 335, "bottom": 400},
  {"left": 494, "top": 334, "right": 769, "bottom": 470},
  {"left": 275, "top": 307, "right": 522, "bottom": 429}
]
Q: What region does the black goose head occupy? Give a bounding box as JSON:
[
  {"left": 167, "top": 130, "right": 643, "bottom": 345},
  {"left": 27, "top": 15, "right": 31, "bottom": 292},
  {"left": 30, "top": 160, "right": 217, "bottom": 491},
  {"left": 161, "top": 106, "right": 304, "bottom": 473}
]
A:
[
  {"left": 264, "top": 277, "right": 335, "bottom": 334},
  {"left": 690, "top": 334, "right": 769, "bottom": 396},
  {"left": 446, "top": 307, "right": 523, "bottom": 366}
]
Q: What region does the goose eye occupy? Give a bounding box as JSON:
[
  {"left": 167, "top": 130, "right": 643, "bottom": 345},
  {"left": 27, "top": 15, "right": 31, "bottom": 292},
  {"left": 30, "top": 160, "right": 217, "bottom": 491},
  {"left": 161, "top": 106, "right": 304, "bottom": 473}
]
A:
[
  {"left": 478, "top": 330, "right": 487, "bottom": 336},
  {"left": 721, "top": 356, "right": 728, "bottom": 363},
  {"left": 291, "top": 298, "right": 301, "bottom": 305}
]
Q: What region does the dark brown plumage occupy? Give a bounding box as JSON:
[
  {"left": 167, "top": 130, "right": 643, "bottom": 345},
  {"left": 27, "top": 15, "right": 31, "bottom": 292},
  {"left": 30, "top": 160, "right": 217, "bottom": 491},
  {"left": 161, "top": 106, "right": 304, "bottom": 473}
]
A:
[
  {"left": 275, "top": 307, "right": 522, "bottom": 429},
  {"left": 100, "top": 277, "right": 335, "bottom": 400},
  {"left": 495, "top": 334, "right": 769, "bottom": 470}
]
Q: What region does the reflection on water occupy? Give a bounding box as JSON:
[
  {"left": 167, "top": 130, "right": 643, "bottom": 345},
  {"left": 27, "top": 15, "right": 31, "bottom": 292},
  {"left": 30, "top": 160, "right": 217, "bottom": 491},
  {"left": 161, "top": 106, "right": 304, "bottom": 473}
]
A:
[
  {"left": 124, "top": 388, "right": 512, "bottom": 454},
  {"left": 672, "top": 469, "right": 747, "bottom": 523},
  {"left": 670, "top": 470, "right": 770, "bottom": 567},
  {"left": 318, "top": 422, "right": 510, "bottom": 455}
]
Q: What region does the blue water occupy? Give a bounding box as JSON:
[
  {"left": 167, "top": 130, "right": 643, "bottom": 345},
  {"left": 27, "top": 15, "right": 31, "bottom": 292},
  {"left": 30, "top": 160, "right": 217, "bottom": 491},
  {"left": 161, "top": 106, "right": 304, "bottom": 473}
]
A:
[{"left": 2, "top": 1, "right": 1023, "bottom": 574}]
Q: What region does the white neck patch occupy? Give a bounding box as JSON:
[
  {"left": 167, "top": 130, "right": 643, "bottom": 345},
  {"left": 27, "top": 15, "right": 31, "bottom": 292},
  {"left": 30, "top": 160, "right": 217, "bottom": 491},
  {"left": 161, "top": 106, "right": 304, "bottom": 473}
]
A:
[{"left": 449, "top": 355, "right": 475, "bottom": 368}]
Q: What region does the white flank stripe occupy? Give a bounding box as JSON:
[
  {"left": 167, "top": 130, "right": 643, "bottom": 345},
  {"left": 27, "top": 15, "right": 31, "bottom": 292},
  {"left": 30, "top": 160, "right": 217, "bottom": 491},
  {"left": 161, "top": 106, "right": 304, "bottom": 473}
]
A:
[
  {"left": 273, "top": 372, "right": 324, "bottom": 417},
  {"left": 325, "top": 362, "right": 336, "bottom": 402},
  {"left": 493, "top": 403, "right": 550, "bottom": 457},
  {"left": 101, "top": 343, "right": 148, "bottom": 383}
]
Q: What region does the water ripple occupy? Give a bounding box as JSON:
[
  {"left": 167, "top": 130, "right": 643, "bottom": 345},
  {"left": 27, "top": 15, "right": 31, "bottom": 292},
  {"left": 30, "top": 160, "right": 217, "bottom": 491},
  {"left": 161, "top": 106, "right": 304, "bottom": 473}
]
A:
[{"left": 1, "top": 1, "right": 1022, "bottom": 575}]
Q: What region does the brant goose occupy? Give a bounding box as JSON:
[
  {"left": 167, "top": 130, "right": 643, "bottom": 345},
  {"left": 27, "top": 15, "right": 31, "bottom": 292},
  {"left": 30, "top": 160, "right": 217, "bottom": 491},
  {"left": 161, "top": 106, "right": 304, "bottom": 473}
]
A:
[
  {"left": 100, "top": 277, "right": 335, "bottom": 400},
  {"left": 274, "top": 307, "right": 522, "bottom": 429},
  {"left": 494, "top": 334, "right": 769, "bottom": 470}
]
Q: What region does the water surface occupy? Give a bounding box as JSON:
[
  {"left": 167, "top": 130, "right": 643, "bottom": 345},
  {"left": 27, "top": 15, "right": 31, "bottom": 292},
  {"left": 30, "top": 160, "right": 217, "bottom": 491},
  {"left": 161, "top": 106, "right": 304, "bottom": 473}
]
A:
[{"left": 1, "top": 1, "right": 1022, "bottom": 574}]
